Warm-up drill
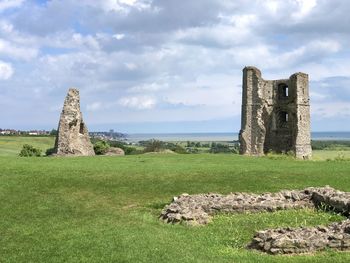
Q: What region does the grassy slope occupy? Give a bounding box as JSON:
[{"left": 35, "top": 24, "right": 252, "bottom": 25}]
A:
[
  {"left": 0, "top": 136, "right": 55, "bottom": 156},
  {"left": 1, "top": 154, "right": 350, "bottom": 262}
]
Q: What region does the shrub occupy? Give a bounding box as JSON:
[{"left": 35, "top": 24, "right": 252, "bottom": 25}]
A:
[
  {"left": 334, "top": 153, "right": 350, "bottom": 162},
  {"left": 165, "top": 143, "right": 187, "bottom": 154},
  {"left": 93, "top": 141, "right": 110, "bottom": 155},
  {"left": 45, "top": 147, "right": 56, "bottom": 156},
  {"left": 108, "top": 140, "right": 143, "bottom": 155},
  {"left": 312, "top": 140, "right": 350, "bottom": 150},
  {"left": 186, "top": 147, "right": 199, "bottom": 154},
  {"left": 108, "top": 140, "right": 127, "bottom": 149},
  {"left": 123, "top": 147, "right": 141, "bottom": 155},
  {"left": 143, "top": 139, "right": 165, "bottom": 153},
  {"left": 209, "top": 143, "right": 233, "bottom": 154},
  {"left": 19, "top": 144, "right": 42, "bottom": 157}
]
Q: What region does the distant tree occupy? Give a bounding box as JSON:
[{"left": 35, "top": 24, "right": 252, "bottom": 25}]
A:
[
  {"left": 50, "top": 129, "right": 58, "bottom": 136},
  {"left": 19, "top": 144, "right": 42, "bottom": 157}
]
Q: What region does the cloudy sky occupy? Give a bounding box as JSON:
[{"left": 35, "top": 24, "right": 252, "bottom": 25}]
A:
[{"left": 0, "top": 0, "right": 349, "bottom": 133}]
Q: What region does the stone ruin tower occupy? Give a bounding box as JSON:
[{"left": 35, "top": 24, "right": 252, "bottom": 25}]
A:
[
  {"left": 239, "top": 66, "right": 312, "bottom": 159},
  {"left": 54, "top": 88, "right": 95, "bottom": 156}
]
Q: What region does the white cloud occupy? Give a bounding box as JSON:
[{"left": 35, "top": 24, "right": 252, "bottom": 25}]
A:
[
  {"left": 312, "top": 102, "right": 350, "bottom": 118},
  {"left": 0, "top": 20, "right": 13, "bottom": 33},
  {"left": 72, "top": 34, "right": 100, "bottom": 50},
  {"left": 84, "top": 0, "right": 150, "bottom": 13},
  {"left": 125, "top": 62, "right": 138, "bottom": 71},
  {"left": 113, "top": 34, "right": 125, "bottom": 40},
  {"left": 0, "top": 0, "right": 350, "bottom": 131},
  {"left": 0, "top": 0, "right": 24, "bottom": 12},
  {"left": 118, "top": 96, "right": 156, "bottom": 109},
  {"left": 0, "top": 60, "right": 13, "bottom": 80},
  {"left": 263, "top": 0, "right": 280, "bottom": 14},
  {"left": 129, "top": 82, "right": 168, "bottom": 93},
  {"left": 87, "top": 102, "right": 102, "bottom": 111},
  {"left": 176, "top": 15, "right": 257, "bottom": 48},
  {"left": 293, "top": 0, "right": 317, "bottom": 19},
  {"left": 0, "top": 38, "right": 38, "bottom": 60}
]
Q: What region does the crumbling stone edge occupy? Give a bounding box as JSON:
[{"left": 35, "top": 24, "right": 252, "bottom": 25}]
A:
[{"left": 159, "top": 186, "right": 350, "bottom": 255}]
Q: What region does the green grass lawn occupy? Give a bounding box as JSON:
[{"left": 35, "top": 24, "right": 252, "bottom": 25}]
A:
[
  {"left": 0, "top": 136, "right": 55, "bottom": 156},
  {"left": 313, "top": 150, "right": 350, "bottom": 160},
  {"left": 1, "top": 153, "right": 350, "bottom": 262}
]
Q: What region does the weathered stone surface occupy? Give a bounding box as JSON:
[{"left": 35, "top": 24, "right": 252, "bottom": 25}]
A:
[
  {"left": 160, "top": 189, "right": 313, "bottom": 226},
  {"left": 54, "top": 88, "right": 95, "bottom": 156},
  {"left": 308, "top": 186, "right": 350, "bottom": 214},
  {"left": 239, "top": 66, "right": 312, "bottom": 159},
  {"left": 249, "top": 220, "right": 350, "bottom": 254},
  {"left": 161, "top": 186, "right": 350, "bottom": 254},
  {"left": 105, "top": 147, "right": 125, "bottom": 156}
]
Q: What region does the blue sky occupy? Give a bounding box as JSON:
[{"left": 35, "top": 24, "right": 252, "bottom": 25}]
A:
[{"left": 0, "top": 0, "right": 350, "bottom": 133}]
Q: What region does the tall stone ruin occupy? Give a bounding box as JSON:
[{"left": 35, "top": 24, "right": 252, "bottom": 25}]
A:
[
  {"left": 239, "top": 66, "right": 312, "bottom": 159},
  {"left": 54, "top": 88, "right": 95, "bottom": 156}
]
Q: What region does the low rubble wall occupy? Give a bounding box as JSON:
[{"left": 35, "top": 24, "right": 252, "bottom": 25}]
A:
[{"left": 160, "top": 186, "right": 350, "bottom": 254}]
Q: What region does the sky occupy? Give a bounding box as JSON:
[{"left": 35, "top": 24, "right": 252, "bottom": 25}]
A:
[{"left": 0, "top": 0, "right": 350, "bottom": 133}]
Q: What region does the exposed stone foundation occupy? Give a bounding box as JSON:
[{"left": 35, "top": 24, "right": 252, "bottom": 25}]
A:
[
  {"left": 160, "top": 190, "right": 313, "bottom": 226},
  {"left": 160, "top": 186, "right": 350, "bottom": 254},
  {"left": 249, "top": 220, "right": 350, "bottom": 254}
]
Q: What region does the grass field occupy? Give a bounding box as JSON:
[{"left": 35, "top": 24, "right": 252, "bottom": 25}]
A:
[
  {"left": 1, "top": 136, "right": 350, "bottom": 160},
  {"left": 0, "top": 136, "right": 55, "bottom": 156},
  {"left": 2, "top": 148, "right": 350, "bottom": 262}
]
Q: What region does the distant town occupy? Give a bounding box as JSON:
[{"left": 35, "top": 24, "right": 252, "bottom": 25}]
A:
[{"left": 0, "top": 128, "right": 126, "bottom": 141}]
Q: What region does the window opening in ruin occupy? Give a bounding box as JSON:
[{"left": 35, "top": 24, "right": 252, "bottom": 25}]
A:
[
  {"left": 278, "top": 83, "right": 288, "bottom": 98},
  {"left": 279, "top": 111, "right": 288, "bottom": 127},
  {"left": 79, "top": 123, "right": 84, "bottom": 134}
]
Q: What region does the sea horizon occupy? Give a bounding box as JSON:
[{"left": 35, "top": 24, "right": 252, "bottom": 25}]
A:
[{"left": 125, "top": 131, "right": 350, "bottom": 142}]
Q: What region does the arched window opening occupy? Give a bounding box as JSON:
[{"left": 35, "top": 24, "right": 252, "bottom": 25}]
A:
[
  {"left": 278, "top": 83, "right": 289, "bottom": 98},
  {"left": 279, "top": 111, "right": 289, "bottom": 128}
]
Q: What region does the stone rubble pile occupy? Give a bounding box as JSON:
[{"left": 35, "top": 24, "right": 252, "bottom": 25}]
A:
[
  {"left": 160, "top": 190, "right": 313, "bottom": 226},
  {"left": 249, "top": 220, "right": 350, "bottom": 254},
  {"left": 160, "top": 186, "right": 350, "bottom": 254},
  {"left": 310, "top": 186, "right": 350, "bottom": 214}
]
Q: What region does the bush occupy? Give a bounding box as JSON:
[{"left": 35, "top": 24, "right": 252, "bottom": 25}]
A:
[
  {"left": 93, "top": 141, "right": 110, "bottom": 155},
  {"left": 19, "top": 144, "right": 42, "bottom": 157},
  {"left": 45, "top": 147, "right": 56, "bottom": 156},
  {"left": 165, "top": 143, "right": 187, "bottom": 154},
  {"left": 123, "top": 147, "right": 140, "bottom": 155},
  {"left": 143, "top": 139, "right": 165, "bottom": 153},
  {"left": 186, "top": 147, "right": 199, "bottom": 154},
  {"left": 108, "top": 140, "right": 127, "bottom": 149},
  {"left": 108, "top": 140, "right": 142, "bottom": 155},
  {"left": 312, "top": 140, "right": 350, "bottom": 150},
  {"left": 209, "top": 143, "right": 233, "bottom": 154}
]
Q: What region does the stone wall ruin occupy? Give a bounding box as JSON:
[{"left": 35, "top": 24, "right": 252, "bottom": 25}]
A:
[
  {"left": 54, "top": 88, "right": 95, "bottom": 156},
  {"left": 239, "top": 66, "right": 312, "bottom": 159},
  {"left": 160, "top": 186, "right": 350, "bottom": 255}
]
